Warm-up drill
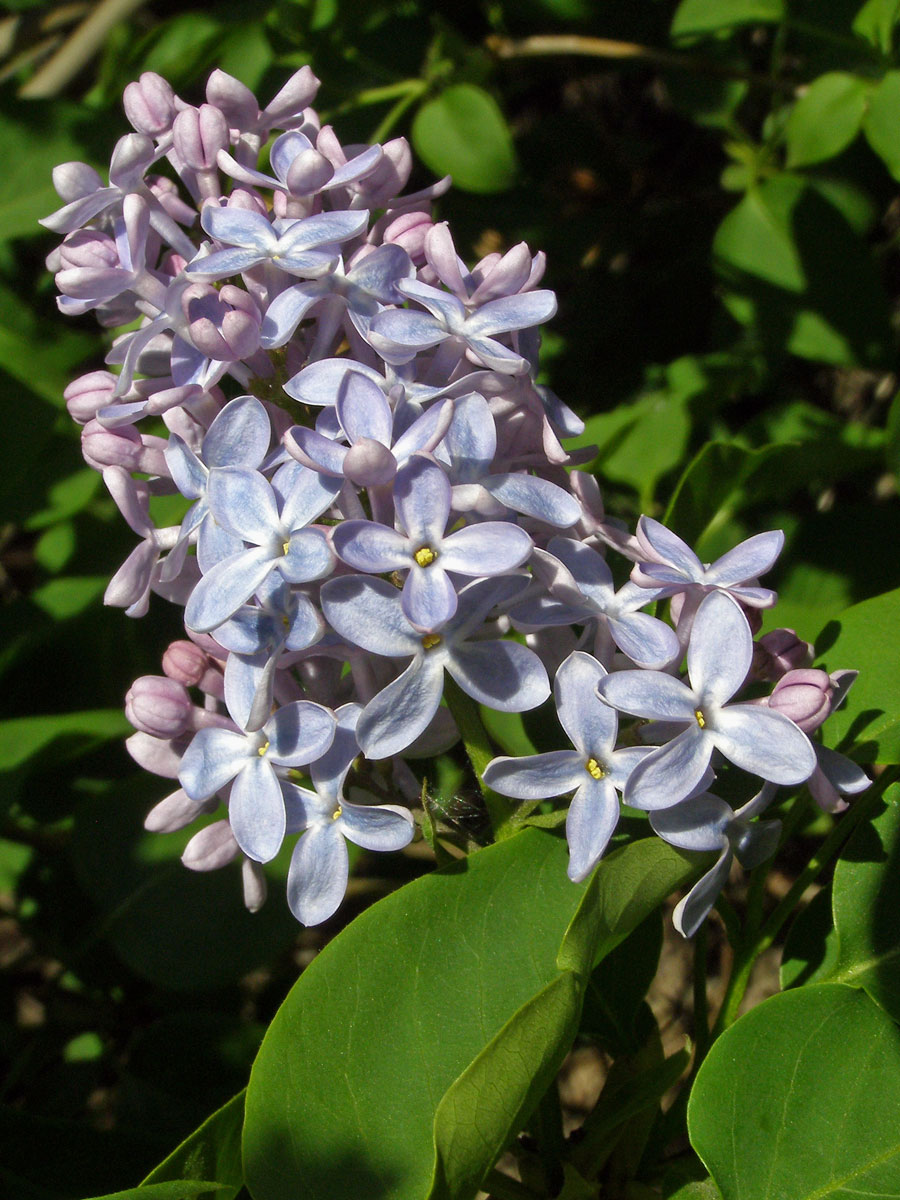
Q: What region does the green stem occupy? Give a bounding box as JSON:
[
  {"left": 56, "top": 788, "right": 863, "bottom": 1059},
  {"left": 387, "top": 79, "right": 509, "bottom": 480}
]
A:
[
  {"left": 368, "top": 82, "right": 427, "bottom": 144},
  {"left": 713, "top": 767, "right": 899, "bottom": 1035},
  {"left": 442, "top": 674, "right": 516, "bottom": 840}
]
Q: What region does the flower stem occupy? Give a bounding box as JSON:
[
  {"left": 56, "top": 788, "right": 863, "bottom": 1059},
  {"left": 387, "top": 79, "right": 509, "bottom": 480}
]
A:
[
  {"left": 442, "top": 673, "right": 517, "bottom": 841},
  {"left": 713, "top": 766, "right": 899, "bottom": 1035}
]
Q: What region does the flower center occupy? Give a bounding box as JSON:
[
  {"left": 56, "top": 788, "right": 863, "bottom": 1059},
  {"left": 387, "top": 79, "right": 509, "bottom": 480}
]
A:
[
  {"left": 257, "top": 739, "right": 270, "bottom": 757},
  {"left": 331, "top": 805, "right": 342, "bottom": 821},
  {"left": 281, "top": 539, "right": 291, "bottom": 556},
  {"left": 585, "top": 757, "right": 606, "bottom": 780},
  {"left": 414, "top": 545, "right": 437, "bottom": 567},
  {"left": 694, "top": 708, "right": 707, "bottom": 729},
  {"left": 422, "top": 633, "right": 442, "bottom": 650}
]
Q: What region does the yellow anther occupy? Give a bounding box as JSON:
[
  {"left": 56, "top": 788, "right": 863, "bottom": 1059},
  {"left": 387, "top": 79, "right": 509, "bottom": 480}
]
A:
[
  {"left": 422, "top": 633, "right": 442, "bottom": 650},
  {"left": 694, "top": 708, "right": 706, "bottom": 729},
  {"left": 257, "top": 740, "right": 270, "bottom": 757},
  {"left": 282, "top": 539, "right": 291, "bottom": 556},
  {"left": 585, "top": 757, "right": 606, "bottom": 780},
  {"left": 331, "top": 806, "right": 343, "bottom": 821},
  {"left": 414, "top": 545, "right": 436, "bottom": 567}
]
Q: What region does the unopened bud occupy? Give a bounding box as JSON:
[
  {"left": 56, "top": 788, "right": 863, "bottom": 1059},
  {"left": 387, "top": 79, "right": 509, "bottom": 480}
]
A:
[
  {"left": 173, "top": 104, "right": 229, "bottom": 172},
  {"left": 162, "top": 639, "right": 225, "bottom": 698},
  {"left": 64, "top": 370, "right": 118, "bottom": 424},
  {"left": 123, "top": 72, "right": 177, "bottom": 136},
  {"left": 754, "top": 627, "right": 814, "bottom": 681},
  {"left": 769, "top": 669, "right": 834, "bottom": 733},
  {"left": 126, "top": 675, "right": 193, "bottom": 738}
]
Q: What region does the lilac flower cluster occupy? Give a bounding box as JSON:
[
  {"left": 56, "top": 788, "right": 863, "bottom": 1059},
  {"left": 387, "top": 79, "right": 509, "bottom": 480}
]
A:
[{"left": 48, "top": 67, "right": 867, "bottom": 933}]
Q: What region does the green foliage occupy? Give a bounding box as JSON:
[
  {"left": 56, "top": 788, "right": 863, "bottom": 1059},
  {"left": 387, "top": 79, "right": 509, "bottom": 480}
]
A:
[
  {"left": 412, "top": 85, "right": 518, "bottom": 193},
  {"left": 689, "top": 984, "right": 900, "bottom": 1198},
  {"left": 785, "top": 73, "right": 870, "bottom": 167},
  {"left": 817, "top": 588, "right": 900, "bottom": 762},
  {"left": 671, "top": 0, "right": 783, "bottom": 38}
]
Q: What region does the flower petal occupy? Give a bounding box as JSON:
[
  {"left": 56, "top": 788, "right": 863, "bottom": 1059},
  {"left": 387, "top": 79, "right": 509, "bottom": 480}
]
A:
[
  {"left": 565, "top": 777, "right": 619, "bottom": 882},
  {"left": 287, "top": 822, "right": 348, "bottom": 925}
]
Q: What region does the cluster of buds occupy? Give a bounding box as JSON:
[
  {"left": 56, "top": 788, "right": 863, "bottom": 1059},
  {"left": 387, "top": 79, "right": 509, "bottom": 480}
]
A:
[{"left": 46, "top": 67, "right": 868, "bottom": 933}]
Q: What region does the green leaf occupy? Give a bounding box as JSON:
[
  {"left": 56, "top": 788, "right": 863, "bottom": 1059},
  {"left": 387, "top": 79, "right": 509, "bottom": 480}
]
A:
[
  {"left": 89, "top": 1184, "right": 230, "bottom": 1199},
  {"left": 780, "top": 885, "right": 840, "bottom": 990},
  {"left": 689, "top": 984, "right": 900, "bottom": 1199},
  {"left": 828, "top": 787, "right": 900, "bottom": 1020},
  {"left": 243, "top": 830, "right": 588, "bottom": 1200},
  {"left": 666, "top": 1180, "right": 722, "bottom": 1200},
  {"left": 816, "top": 588, "right": 900, "bottom": 762},
  {"left": 580, "top": 914, "right": 663, "bottom": 1054},
  {"left": 671, "top": 0, "right": 783, "bottom": 37},
  {"left": 429, "top": 972, "right": 582, "bottom": 1200},
  {"left": 715, "top": 176, "right": 891, "bottom": 365},
  {"left": 863, "top": 71, "right": 900, "bottom": 180},
  {"left": 140, "top": 1091, "right": 244, "bottom": 1198},
  {"left": 785, "top": 73, "right": 870, "bottom": 167},
  {"left": 853, "top": 0, "right": 900, "bottom": 53},
  {"left": 0, "top": 710, "right": 129, "bottom": 773},
  {"left": 412, "top": 85, "right": 517, "bottom": 194}
]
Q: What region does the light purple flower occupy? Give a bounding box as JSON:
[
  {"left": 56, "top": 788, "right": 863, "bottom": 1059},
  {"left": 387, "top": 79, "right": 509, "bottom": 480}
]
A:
[
  {"left": 332, "top": 453, "right": 533, "bottom": 631},
  {"left": 281, "top": 704, "right": 414, "bottom": 924},
  {"left": 597, "top": 590, "right": 817, "bottom": 809},
  {"left": 484, "top": 652, "right": 652, "bottom": 880}
]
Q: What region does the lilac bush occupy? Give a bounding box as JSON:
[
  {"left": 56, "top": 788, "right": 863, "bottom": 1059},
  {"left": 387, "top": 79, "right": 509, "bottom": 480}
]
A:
[{"left": 45, "top": 64, "right": 862, "bottom": 935}]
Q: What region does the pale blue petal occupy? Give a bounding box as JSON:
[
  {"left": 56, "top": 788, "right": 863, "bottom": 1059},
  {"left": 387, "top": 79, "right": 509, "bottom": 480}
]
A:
[
  {"left": 337, "top": 371, "right": 393, "bottom": 445},
  {"left": 287, "top": 822, "right": 348, "bottom": 925},
  {"left": 276, "top": 460, "right": 342, "bottom": 529},
  {"left": 465, "top": 290, "right": 558, "bottom": 337},
  {"left": 266, "top": 700, "right": 335, "bottom": 765},
  {"left": 624, "top": 725, "right": 711, "bottom": 810},
  {"left": 394, "top": 454, "right": 451, "bottom": 544},
  {"left": 185, "top": 545, "right": 275, "bottom": 632},
  {"left": 636, "top": 516, "right": 702, "bottom": 578},
  {"left": 598, "top": 669, "right": 696, "bottom": 722},
  {"left": 710, "top": 705, "right": 816, "bottom": 785},
  {"left": 673, "top": 848, "right": 732, "bottom": 938},
  {"left": 280, "top": 527, "right": 334, "bottom": 583},
  {"left": 554, "top": 651, "right": 616, "bottom": 757},
  {"left": 447, "top": 639, "right": 549, "bottom": 712},
  {"left": 688, "top": 591, "right": 752, "bottom": 706},
  {"left": 607, "top": 611, "right": 680, "bottom": 670},
  {"left": 339, "top": 802, "right": 414, "bottom": 851},
  {"left": 565, "top": 777, "right": 619, "bottom": 882},
  {"left": 706, "top": 530, "right": 784, "bottom": 587},
  {"left": 484, "top": 475, "right": 581, "bottom": 527},
  {"left": 649, "top": 794, "right": 732, "bottom": 851},
  {"left": 229, "top": 755, "right": 286, "bottom": 862},
  {"left": 333, "top": 521, "right": 410, "bottom": 571},
  {"left": 357, "top": 653, "right": 445, "bottom": 759},
  {"left": 440, "top": 522, "right": 532, "bottom": 575},
  {"left": 200, "top": 206, "right": 276, "bottom": 250},
  {"left": 482, "top": 750, "right": 583, "bottom": 799},
  {"left": 320, "top": 575, "right": 421, "bottom": 656},
  {"left": 260, "top": 282, "right": 323, "bottom": 348},
  {"left": 309, "top": 703, "right": 362, "bottom": 803},
  {"left": 208, "top": 468, "right": 280, "bottom": 544},
  {"left": 403, "top": 562, "right": 457, "bottom": 631},
  {"left": 203, "top": 395, "right": 271, "bottom": 468},
  {"left": 179, "top": 727, "right": 249, "bottom": 801}
]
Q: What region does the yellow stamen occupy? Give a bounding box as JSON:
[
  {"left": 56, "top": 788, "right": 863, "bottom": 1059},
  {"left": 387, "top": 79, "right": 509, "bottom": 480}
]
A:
[
  {"left": 331, "top": 806, "right": 342, "bottom": 821},
  {"left": 585, "top": 758, "right": 606, "bottom": 780},
  {"left": 282, "top": 539, "right": 291, "bottom": 556},
  {"left": 422, "top": 633, "right": 442, "bottom": 650},
  {"left": 257, "top": 740, "right": 270, "bottom": 757},
  {"left": 694, "top": 708, "right": 706, "bottom": 729},
  {"left": 414, "top": 545, "right": 436, "bottom": 567}
]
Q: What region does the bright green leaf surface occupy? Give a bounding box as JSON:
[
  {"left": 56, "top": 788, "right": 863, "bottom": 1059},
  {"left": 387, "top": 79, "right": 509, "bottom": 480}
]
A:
[
  {"left": 89, "top": 1183, "right": 230, "bottom": 1199},
  {"left": 816, "top": 588, "right": 900, "bottom": 762},
  {"left": 854, "top": 0, "right": 900, "bottom": 51},
  {"left": 671, "top": 0, "right": 783, "bottom": 37},
  {"left": 863, "top": 71, "right": 900, "bottom": 179},
  {"left": 412, "top": 85, "right": 517, "bottom": 193},
  {"left": 243, "top": 830, "right": 586, "bottom": 1200},
  {"left": 0, "top": 710, "right": 129, "bottom": 773},
  {"left": 689, "top": 984, "right": 900, "bottom": 1199},
  {"left": 828, "top": 786, "right": 900, "bottom": 1020},
  {"left": 785, "top": 73, "right": 870, "bottom": 167}
]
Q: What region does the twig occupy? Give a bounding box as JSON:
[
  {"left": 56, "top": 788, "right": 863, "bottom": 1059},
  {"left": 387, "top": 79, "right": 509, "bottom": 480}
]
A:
[
  {"left": 486, "top": 33, "right": 792, "bottom": 92},
  {"left": 19, "top": 0, "right": 148, "bottom": 99}
]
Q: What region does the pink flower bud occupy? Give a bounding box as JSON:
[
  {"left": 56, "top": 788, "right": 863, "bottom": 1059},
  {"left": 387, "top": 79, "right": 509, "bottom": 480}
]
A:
[
  {"left": 123, "top": 72, "right": 177, "bottom": 136},
  {"left": 126, "top": 675, "right": 193, "bottom": 737},
  {"left": 206, "top": 70, "right": 258, "bottom": 131},
  {"left": 64, "top": 370, "right": 118, "bottom": 424},
  {"left": 343, "top": 438, "right": 397, "bottom": 488},
  {"left": 242, "top": 859, "right": 267, "bottom": 912},
  {"left": 144, "top": 787, "right": 205, "bottom": 833},
  {"left": 769, "top": 669, "right": 834, "bottom": 733},
  {"left": 58, "top": 229, "right": 119, "bottom": 272},
  {"left": 162, "top": 639, "right": 225, "bottom": 698},
  {"left": 383, "top": 210, "right": 433, "bottom": 262},
  {"left": 81, "top": 420, "right": 168, "bottom": 475},
  {"left": 173, "top": 104, "right": 229, "bottom": 171},
  {"left": 754, "top": 628, "right": 814, "bottom": 680}
]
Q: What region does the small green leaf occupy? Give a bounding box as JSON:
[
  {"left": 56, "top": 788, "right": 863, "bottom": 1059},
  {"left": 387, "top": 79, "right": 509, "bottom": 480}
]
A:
[
  {"left": 853, "top": 0, "right": 900, "bottom": 53},
  {"left": 828, "top": 786, "right": 900, "bottom": 1020},
  {"left": 785, "top": 73, "right": 870, "bottom": 167},
  {"left": 864, "top": 71, "right": 900, "bottom": 180},
  {"left": 671, "top": 0, "right": 783, "bottom": 38},
  {"left": 412, "top": 85, "right": 517, "bottom": 194},
  {"left": 88, "top": 1184, "right": 230, "bottom": 1199},
  {"left": 140, "top": 1091, "right": 244, "bottom": 1199},
  {"left": 817, "top": 588, "right": 900, "bottom": 762},
  {"left": 689, "top": 984, "right": 900, "bottom": 1199}
]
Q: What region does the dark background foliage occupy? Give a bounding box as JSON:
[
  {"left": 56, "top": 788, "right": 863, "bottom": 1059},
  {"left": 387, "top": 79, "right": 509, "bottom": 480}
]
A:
[{"left": 1, "top": 0, "right": 899, "bottom": 1195}]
